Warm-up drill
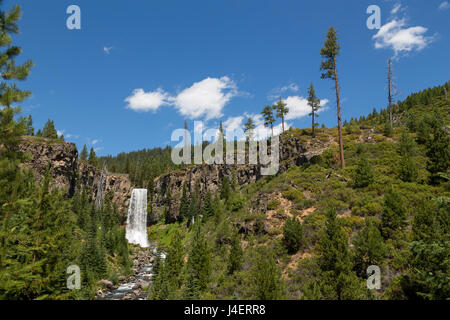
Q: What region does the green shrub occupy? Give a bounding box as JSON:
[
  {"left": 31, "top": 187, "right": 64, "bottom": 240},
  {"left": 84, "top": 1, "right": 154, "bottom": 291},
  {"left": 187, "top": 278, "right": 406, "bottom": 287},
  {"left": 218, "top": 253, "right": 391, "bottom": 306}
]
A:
[
  {"left": 267, "top": 199, "right": 281, "bottom": 210},
  {"left": 282, "top": 217, "right": 304, "bottom": 254}
]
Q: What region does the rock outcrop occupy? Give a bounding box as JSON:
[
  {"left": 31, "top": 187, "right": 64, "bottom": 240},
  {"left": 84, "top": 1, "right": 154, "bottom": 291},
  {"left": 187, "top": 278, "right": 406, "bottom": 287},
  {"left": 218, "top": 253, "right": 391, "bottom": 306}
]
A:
[
  {"left": 19, "top": 136, "right": 132, "bottom": 218},
  {"left": 151, "top": 132, "right": 335, "bottom": 223}
]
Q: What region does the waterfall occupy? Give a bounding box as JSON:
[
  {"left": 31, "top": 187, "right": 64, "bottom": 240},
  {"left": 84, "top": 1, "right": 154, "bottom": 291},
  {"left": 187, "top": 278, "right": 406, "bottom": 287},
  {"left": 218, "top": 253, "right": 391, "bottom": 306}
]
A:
[{"left": 125, "top": 189, "right": 149, "bottom": 248}]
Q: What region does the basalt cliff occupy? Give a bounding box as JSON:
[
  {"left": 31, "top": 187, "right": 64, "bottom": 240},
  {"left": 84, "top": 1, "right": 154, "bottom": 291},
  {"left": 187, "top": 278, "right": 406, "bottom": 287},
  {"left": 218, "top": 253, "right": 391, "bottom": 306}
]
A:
[
  {"left": 19, "top": 136, "right": 132, "bottom": 218},
  {"left": 150, "top": 131, "right": 335, "bottom": 224}
]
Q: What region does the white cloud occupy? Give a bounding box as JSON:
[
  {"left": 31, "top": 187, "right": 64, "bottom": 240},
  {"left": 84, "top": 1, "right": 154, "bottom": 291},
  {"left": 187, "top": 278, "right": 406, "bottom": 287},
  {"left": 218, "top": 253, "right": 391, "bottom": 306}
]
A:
[
  {"left": 439, "top": 1, "right": 450, "bottom": 10},
  {"left": 172, "top": 76, "right": 237, "bottom": 120},
  {"left": 103, "top": 46, "right": 113, "bottom": 54},
  {"left": 124, "top": 88, "right": 169, "bottom": 112},
  {"left": 283, "top": 96, "right": 329, "bottom": 120},
  {"left": 268, "top": 83, "right": 299, "bottom": 100},
  {"left": 56, "top": 129, "right": 79, "bottom": 139},
  {"left": 125, "top": 76, "right": 238, "bottom": 120},
  {"left": 373, "top": 18, "right": 433, "bottom": 56},
  {"left": 391, "top": 3, "right": 402, "bottom": 15}
]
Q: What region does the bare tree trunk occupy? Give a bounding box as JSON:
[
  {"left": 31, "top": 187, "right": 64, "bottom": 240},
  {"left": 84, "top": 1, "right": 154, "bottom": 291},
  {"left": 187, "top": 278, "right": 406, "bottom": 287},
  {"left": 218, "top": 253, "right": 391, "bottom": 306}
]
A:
[
  {"left": 312, "top": 112, "right": 315, "bottom": 137},
  {"left": 387, "top": 58, "right": 393, "bottom": 128},
  {"left": 281, "top": 116, "right": 285, "bottom": 133},
  {"left": 333, "top": 56, "right": 345, "bottom": 169}
]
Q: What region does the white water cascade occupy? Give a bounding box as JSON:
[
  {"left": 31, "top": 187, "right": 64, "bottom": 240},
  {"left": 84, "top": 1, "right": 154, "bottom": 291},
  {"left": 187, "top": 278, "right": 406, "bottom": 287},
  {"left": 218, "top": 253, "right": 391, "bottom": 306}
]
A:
[{"left": 125, "top": 189, "right": 149, "bottom": 248}]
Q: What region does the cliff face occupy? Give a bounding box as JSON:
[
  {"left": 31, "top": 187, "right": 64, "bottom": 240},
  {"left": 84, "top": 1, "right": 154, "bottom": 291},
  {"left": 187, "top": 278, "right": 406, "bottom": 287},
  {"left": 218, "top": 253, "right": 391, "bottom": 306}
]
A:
[
  {"left": 19, "top": 137, "right": 132, "bottom": 218},
  {"left": 151, "top": 132, "right": 335, "bottom": 224},
  {"left": 20, "top": 137, "right": 79, "bottom": 196}
]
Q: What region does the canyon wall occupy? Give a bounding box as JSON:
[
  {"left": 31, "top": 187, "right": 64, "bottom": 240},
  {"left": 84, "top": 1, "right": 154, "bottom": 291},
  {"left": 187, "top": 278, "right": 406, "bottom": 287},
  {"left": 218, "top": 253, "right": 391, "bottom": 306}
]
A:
[
  {"left": 19, "top": 136, "right": 132, "bottom": 217},
  {"left": 151, "top": 132, "right": 335, "bottom": 223}
]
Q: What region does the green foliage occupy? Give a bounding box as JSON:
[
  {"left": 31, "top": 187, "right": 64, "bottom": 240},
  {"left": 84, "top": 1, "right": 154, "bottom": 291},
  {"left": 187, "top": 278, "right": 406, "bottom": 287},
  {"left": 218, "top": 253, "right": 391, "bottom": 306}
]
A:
[
  {"left": 165, "top": 229, "right": 184, "bottom": 289},
  {"left": 220, "top": 175, "right": 231, "bottom": 202},
  {"left": 88, "top": 147, "right": 99, "bottom": 167},
  {"left": 201, "top": 190, "right": 214, "bottom": 218},
  {"left": 267, "top": 198, "right": 281, "bottom": 210},
  {"left": 353, "top": 218, "right": 386, "bottom": 277},
  {"left": 353, "top": 155, "right": 375, "bottom": 188},
  {"left": 80, "top": 144, "right": 88, "bottom": 161},
  {"left": 426, "top": 124, "right": 450, "bottom": 185},
  {"left": 320, "top": 26, "right": 340, "bottom": 80},
  {"left": 261, "top": 105, "right": 276, "bottom": 136},
  {"left": 381, "top": 186, "right": 407, "bottom": 238},
  {"left": 317, "top": 209, "right": 366, "bottom": 299},
  {"left": 184, "top": 224, "right": 211, "bottom": 294},
  {"left": 251, "top": 247, "right": 283, "bottom": 300},
  {"left": 404, "top": 198, "right": 450, "bottom": 300},
  {"left": 274, "top": 98, "right": 289, "bottom": 132},
  {"left": 282, "top": 216, "right": 304, "bottom": 254},
  {"left": 227, "top": 231, "right": 243, "bottom": 274},
  {"left": 42, "top": 119, "right": 58, "bottom": 139},
  {"left": 307, "top": 83, "right": 321, "bottom": 137}
]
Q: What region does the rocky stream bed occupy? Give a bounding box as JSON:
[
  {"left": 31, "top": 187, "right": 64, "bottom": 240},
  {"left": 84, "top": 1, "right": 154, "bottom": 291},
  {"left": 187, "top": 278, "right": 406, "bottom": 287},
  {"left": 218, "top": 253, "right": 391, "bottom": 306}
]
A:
[{"left": 96, "top": 242, "right": 165, "bottom": 300}]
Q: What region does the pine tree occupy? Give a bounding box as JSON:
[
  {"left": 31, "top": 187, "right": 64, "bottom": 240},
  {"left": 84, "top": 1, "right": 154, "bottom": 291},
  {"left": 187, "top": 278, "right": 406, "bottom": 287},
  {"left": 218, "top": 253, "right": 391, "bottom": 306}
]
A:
[
  {"left": 243, "top": 117, "right": 256, "bottom": 141},
  {"left": 185, "top": 224, "right": 211, "bottom": 293},
  {"left": 149, "top": 260, "right": 170, "bottom": 300},
  {"left": 317, "top": 208, "right": 366, "bottom": 300},
  {"left": 353, "top": 218, "right": 386, "bottom": 277},
  {"left": 426, "top": 124, "right": 450, "bottom": 185},
  {"left": 252, "top": 247, "right": 282, "bottom": 300},
  {"left": 353, "top": 155, "right": 375, "bottom": 188},
  {"left": 261, "top": 105, "right": 276, "bottom": 137},
  {"left": 166, "top": 229, "right": 184, "bottom": 289},
  {"left": 228, "top": 231, "right": 243, "bottom": 274},
  {"left": 397, "top": 130, "right": 418, "bottom": 182},
  {"left": 25, "top": 115, "right": 33, "bottom": 135},
  {"left": 320, "top": 26, "right": 345, "bottom": 168},
  {"left": 42, "top": 119, "right": 58, "bottom": 139},
  {"left": 406, "top": 198, "right": 450, "bottom": 299},
  {"left": 282, "top": 216, "right": 304, "bottom": 254},
  {"left": 201, "top": 190, "right": 214, "bottom": 219},
  {"left": 80, "top": 144, "right": 88, "bottom": 161},
  {"left": 381, "top": 186, "right": 407, "bottom": 238},
  {"left": 0, "top": 3, "right": 33, "bottom": 109},
  {"left": 307, "top": 83, "right": 321, "bottom": 137},
  {"left": 88, "top": 147, "right": 99, "bottom": 167},
  {"left": 220, "top": 175, "right": 231, "bottom": 202},
  {"left": 274, "top": 98, "right": 289, "bottom": 133}
]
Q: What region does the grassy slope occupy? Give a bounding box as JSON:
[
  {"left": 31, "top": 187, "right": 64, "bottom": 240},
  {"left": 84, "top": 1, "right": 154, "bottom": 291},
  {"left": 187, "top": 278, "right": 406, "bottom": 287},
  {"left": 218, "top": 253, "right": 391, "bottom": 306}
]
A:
[{"left": 148, "top": 91, "right": 449, "bottom": 300}]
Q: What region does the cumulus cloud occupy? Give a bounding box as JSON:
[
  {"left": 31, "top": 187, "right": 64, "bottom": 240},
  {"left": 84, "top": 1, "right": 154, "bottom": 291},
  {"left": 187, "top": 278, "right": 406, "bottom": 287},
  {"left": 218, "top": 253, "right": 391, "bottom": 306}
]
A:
[
  {"left": 124, "top": 88, "right": 169, "bottom": 112},
  {"left": 373, "top": 18, "right": 433, "bottom": 56},
  {"left": 283, "top": 96, "right": 329, "bottom": 120},
  {"left": 125, "top": 76, "right": 238, "bottom": 120},
  {"left": 172, "top": 76, "right": 237, "bottom": 120},
  {"left": 439, "top": 1, "right": 450, "bottom": 10}
]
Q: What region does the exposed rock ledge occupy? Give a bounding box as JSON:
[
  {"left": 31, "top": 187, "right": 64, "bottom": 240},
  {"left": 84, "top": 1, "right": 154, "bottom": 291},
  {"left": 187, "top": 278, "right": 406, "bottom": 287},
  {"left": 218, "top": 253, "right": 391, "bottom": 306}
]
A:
[
  {"left": 151, "top": 132, "right": 335, "bottom": 224},
  {"left": 19, "top": 136, "right": 132, "bottom": 218}
]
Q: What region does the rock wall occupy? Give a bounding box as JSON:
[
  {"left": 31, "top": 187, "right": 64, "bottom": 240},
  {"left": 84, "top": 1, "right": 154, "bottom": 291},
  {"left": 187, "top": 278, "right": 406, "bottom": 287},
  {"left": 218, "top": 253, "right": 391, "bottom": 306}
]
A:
[
  {"left": 19, "top": 136, "right": 132, "bottom": 218},
  {"left": 151, "top": 132, "right": 335, "bottom": 223}
]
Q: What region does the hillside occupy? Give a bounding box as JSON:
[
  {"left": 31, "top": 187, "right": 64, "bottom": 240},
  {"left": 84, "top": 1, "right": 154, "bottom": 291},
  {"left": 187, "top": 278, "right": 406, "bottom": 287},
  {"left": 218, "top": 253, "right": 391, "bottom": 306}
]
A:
[{"left": 145, "top": 83, "right": 450, "bottom": 300}]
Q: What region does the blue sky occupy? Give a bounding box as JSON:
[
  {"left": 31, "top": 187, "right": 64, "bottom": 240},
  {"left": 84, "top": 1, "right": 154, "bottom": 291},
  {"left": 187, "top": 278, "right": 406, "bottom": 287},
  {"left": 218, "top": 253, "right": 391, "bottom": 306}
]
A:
[{"left": 6, "top": 0, "right": 450, "bottom": 156}]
